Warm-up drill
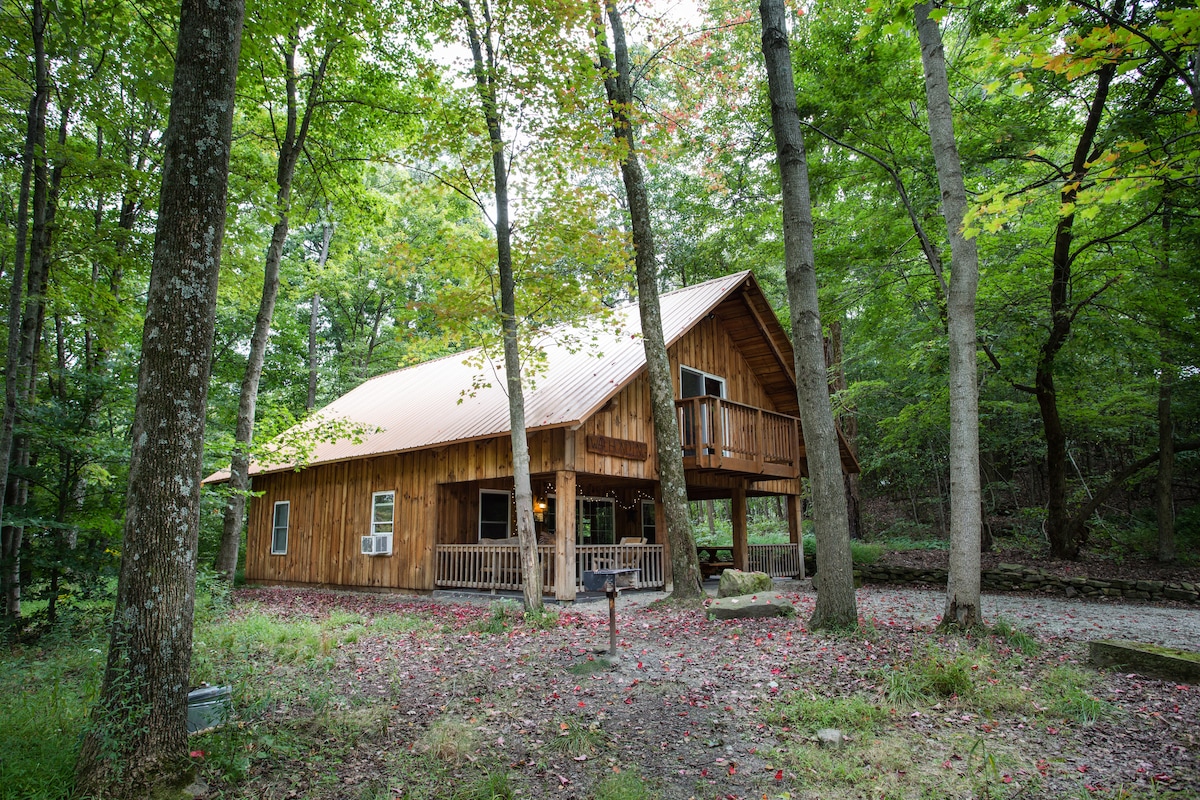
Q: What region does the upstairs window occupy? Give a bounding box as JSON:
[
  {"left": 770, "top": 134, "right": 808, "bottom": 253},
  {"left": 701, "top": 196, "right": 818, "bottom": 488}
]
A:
[{"left": 271, "top": 501, "right": 290, "bottom": 555}]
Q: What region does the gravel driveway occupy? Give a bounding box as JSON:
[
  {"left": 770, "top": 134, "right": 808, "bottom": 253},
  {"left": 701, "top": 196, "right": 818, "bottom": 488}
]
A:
[{"left": 598, "top": 581, "right": 1200, "bottom": 650}]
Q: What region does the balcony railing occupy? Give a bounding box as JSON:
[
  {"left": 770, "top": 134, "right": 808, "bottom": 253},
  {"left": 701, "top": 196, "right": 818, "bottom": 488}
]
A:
[{"left": 675, "top": 397, "right": 801, "bottom": 478}]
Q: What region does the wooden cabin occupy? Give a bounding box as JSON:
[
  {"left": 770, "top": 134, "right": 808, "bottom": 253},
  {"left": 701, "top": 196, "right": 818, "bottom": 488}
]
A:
[{"left": 206, "top": 271, "right": 858, "bottom": 600}]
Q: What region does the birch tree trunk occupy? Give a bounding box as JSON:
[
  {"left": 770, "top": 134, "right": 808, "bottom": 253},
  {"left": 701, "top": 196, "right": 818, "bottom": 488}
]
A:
[
  {"left": 597, "top": 0, "right": 702, "bottom": 600},
  {"left": 758, "top": 0, "right": 856, "bottom": 628},
  {"left": 73, "top": 0, "right": 243, "bottom": 793},
  {"left": 215, "top": 35, "right": 335, "bottom": 583},
  {"left": 915, "top": 1, "right": 983, "bottom": 629},
  {"left": 459, "top": 0, "right": 541, "bottom": 609}
]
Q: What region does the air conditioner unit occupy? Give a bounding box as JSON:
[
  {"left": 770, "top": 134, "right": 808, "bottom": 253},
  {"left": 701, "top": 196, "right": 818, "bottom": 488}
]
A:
[{"left": 361, "top": 534, "right": 391, "bottom": 556}]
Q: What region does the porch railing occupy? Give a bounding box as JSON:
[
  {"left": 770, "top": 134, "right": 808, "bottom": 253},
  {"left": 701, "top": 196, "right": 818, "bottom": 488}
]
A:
[
  {"left": 675, "top": 397, "right": 800, "bottom": 478},
  {"left": 575, "top": 545, "right": 664, "bottom": 590},
  {"left": 436, "top": 543, "right": 555, "bottom": 592},
  {"left": 748, "top": 543, "right": 803, "bottom": 578},
  {"left": 435, "top": 543, "right": 665, "bottom": 594}
]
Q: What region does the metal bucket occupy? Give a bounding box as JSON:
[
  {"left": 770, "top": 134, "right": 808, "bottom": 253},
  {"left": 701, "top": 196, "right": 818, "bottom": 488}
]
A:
[{"left": 187, "top": 685, "right": 232, "bottom": 734}]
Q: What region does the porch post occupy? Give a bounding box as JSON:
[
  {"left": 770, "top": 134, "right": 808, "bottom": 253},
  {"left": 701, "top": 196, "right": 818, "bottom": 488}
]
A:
[
  {"left": 732, "top": 481, "right": 748, "bottom": 572},
  {"left": 655, "top": 486, "right": 672, "bottom": 592},
  {"left": 555, "top": 469, "right": 577, "bottom": 601},
  {"left": 787, "top": 493, "right": 805, "bottom": 579}
]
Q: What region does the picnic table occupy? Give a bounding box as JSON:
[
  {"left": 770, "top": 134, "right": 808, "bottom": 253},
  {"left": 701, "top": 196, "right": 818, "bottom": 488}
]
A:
[{"left": 696, "top": 546, "right": 734, "bottom": 579}]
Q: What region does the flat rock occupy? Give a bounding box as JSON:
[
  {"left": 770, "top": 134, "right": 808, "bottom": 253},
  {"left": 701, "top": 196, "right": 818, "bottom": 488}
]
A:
[
  {"left": 707, "top": 591, "right": 797, "bottom": 620},
  {"left": 1089, "top": 639, "right": 1200, "bottom": 683}
]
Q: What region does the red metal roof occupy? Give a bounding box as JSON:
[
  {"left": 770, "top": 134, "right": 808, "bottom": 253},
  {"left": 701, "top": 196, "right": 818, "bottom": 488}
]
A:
[{"left": 206, "top": 270, "right": 754, "bottom": 481}]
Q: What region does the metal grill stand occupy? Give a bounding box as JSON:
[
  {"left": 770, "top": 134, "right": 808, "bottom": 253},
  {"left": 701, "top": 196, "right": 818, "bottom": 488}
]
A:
[{"left": 582, "top": 568, "right": 640, "bottom": 656}]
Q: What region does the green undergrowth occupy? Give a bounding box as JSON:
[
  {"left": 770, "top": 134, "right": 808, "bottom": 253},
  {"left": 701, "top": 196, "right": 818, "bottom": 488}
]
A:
[{"left": 0, "top": 623, "right": 105, "bottom": 800}]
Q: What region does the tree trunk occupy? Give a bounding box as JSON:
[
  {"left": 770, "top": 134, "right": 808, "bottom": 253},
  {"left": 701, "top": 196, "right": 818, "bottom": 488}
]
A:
[
  {"left": 0, "top": 0, "right": 48, "bottom": 622},
  {"left": 216, "top": 35, "right": 334, "bottom": 583},
  {"left": 1155, "top": 372, "right": 1174, "bottom": 561},
  {"left": 459, "top": 0, "right": 541, "bottom": 609},
  {"left": 825, "top": 321, "right": 861, "bottom": 539},
  {"left": 916, "top": 1, "right": 983, "bottom": 629},
  {"left": 1156, "top": 203, "right": 1175, "bottom": 562},
  {"left": 758, "top": 0, "right": 856, "bottom": 628},
  {"left": 1038, "top": 13, "right": 1119, "bottom": 558},
  {"left": 73, "top": 0, "right": 243, "bottom": 794},
  {"left": 597, "top": 0, "right": 702, "bottom": 600}
]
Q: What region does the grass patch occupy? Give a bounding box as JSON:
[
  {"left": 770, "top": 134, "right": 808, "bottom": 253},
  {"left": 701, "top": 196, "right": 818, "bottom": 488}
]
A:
[
  {"left": 471, "top": 600, "right": 523, "bottom": 635},
  {"left": 0, "top": 628, "right": 105, "bottom": 800},
  {"left": 1039, "top": 665, "right": 1112, "bottom": 724},
  {"left": 369, "top": 612, "right": 432, "bottom": 635},
  {"left": 567, "top": 655, "right": 616, "bottom": 676},
  {"left": 594, "top": 768, "right": 655, "bottom": 800},
  {"left": 769, "top": 692, "right": 890, "bottom": 734},
  {"left": 420, "top": 718, "right": 480, "bottom": 762},
  {"left": 990, "top": 616, "right": 1041, "bottom": 656},
  {"left": 549, "top": 718, "right": 609, "bottom": 757},
  {"left": 452, "top": 771, "right": 514, "bottom": 800},
  {"left": 523, "top": 604, "right": 560, "bottom": 630}
]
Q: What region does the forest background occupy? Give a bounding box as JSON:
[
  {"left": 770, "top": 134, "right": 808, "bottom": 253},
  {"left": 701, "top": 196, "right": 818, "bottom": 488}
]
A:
[{"left": 1, "top": 0, "right": 1197, "bottom": 630}]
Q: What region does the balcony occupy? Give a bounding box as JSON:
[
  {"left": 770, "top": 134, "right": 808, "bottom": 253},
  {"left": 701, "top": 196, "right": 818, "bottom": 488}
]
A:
[{"left": 675, "top": 397, "right": 801, "bottom": 479}]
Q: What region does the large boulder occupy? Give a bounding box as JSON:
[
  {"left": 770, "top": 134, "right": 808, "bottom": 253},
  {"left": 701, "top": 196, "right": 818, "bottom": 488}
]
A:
[
  {"left": 707, "top": 591, "right": 797, "bottom": 620},
  {"left": 718, "top": 569, "right": 773, "bottom": 598}
]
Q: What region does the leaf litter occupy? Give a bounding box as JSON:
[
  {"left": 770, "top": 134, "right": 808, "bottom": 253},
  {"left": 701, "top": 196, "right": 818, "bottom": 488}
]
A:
[{"left": 197, "top": 585, "right": 1200, "bottom": 799}]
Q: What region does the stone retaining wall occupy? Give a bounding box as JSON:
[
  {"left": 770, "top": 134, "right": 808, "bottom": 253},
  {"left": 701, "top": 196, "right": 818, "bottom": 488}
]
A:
[{"left": 847, "top": 561, "right": 1200, "bottom": 604}]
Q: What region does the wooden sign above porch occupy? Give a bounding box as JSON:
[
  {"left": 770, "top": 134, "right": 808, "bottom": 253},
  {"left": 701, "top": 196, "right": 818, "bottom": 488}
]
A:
[{"left": 586, "top": 434, "right": 648, "bottom": 461}]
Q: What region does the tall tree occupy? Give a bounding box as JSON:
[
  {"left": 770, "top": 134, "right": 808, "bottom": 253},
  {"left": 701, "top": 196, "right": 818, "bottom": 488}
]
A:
[
  {"left": 596, "top": 0, "right": 703, "bottom": 600},
  {"left": 758, "top": 0, "right": 856, "bottom": 628},
  {"left": 914, "top": 0, "right": 982, "bottom": 628},
  {"left": 73, "top": 0, "right": 244, "bottom": 794},
  {"left": 0, "top": 0, "right": 49, "bottom": 621},
  {"left": 457, "top": 0, "right": 542, "bottom": 609},
  {"left": 215, "top": 22, "right": 337, "bottom": 582}
]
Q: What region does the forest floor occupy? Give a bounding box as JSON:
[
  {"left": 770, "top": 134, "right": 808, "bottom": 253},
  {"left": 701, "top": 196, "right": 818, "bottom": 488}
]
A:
[{"left": 185, "top": 582, "right": 1200, "bottom": 800}]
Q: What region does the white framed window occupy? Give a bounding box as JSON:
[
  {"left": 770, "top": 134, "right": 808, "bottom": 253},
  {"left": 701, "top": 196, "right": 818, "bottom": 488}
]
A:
[
  {"left": 271, "top": 501, "right": 290, "bottom": 555},
  {"left": 641, "top": 500, "right": 656, "bottom": 543},
  {"left": 364, "top": 490, "right": 394, "bottom": 556},
  {"left": 479, "top": 489, "right": 511, "bottom": 540}
]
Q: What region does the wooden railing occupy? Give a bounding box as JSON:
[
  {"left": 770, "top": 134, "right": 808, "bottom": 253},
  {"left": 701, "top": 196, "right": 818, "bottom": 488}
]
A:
[
  {"left": 575, "top": 545, "right": 664, "bottom": 590},
  {"left": 748, "top": 543, "right": 803, "bottom": 578},
  {"left": 675, "top": 397, "right": 800, "bottom": 478},
  {"left": 435, "top": 543, "right": 664, "bottom": 594},
  {"left": 436, "top": 543, "right": 555, "bottom": 592}
]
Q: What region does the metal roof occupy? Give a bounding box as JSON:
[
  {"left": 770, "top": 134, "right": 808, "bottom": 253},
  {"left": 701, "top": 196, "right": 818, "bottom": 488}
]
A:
[{"left": 207, "top": 270, "right": 755, "bottom": 481}]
